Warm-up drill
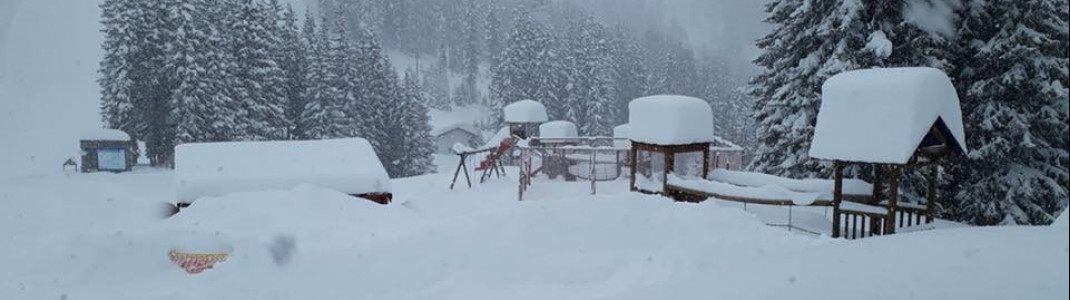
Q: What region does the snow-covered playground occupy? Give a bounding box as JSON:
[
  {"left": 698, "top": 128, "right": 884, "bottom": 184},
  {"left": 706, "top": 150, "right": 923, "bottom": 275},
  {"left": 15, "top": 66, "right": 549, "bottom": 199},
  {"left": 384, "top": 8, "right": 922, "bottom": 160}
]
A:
[{"left": 1, "top": 168, "right": 1067, "bottom": 300}]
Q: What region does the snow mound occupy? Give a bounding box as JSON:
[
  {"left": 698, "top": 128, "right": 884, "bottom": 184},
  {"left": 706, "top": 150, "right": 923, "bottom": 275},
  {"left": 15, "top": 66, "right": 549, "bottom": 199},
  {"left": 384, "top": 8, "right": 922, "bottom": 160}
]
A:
[
  {"left": 1056, "top": 210, "right": 1068, "bottom": 229},
  {"left": 628, "top": 95, "right": 714, "bottom": 145},
  {"left": 168, "top": 185, "right": 425, "bottom": 251},
  {"left": 80, "top": 128, "right": 131, "bottom": 141},
  {"left": 504, "top": 100, "right": 549, "bottom": 123},
  {"left": 540, "top": 121, "right": 578, "bottom": 139},
  {"left": 811, "top": 67, "right": 966, "bottom": 164},
  {"left": 174, "top": 138, "right": 391, "bottom": 203}
]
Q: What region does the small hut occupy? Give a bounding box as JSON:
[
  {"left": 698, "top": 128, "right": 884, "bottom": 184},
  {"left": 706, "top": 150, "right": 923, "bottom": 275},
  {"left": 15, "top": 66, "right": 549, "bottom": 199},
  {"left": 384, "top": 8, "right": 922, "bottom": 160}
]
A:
[
  {"left": 710, "top": 136, "right": 745, "bottom": 171},
  {"left": 627, "top": 95, "right": 715, "bottom": 201},
  {"left": 811, "top": 67, "right": 967, "bottom": 238},
  {"left": 503, "top": 100, "right": 549, "bottom": 139},
  {"left": 79, "top": 129, "right": 136, "bottom": 173},
  {"left": 431, "top": 122, "right": 483, "bottom": 154}
]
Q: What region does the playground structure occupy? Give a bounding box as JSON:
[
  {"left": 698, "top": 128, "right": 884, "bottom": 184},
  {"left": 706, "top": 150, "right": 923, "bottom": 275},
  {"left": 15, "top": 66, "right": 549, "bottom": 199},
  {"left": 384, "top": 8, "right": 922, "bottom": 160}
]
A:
[{"left": 451, "top": 68, "right": 965, "bottom": 240}]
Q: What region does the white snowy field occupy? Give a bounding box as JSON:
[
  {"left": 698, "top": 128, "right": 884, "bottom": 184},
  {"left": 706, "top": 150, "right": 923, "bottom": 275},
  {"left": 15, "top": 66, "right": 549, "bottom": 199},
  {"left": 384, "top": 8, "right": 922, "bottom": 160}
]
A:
[{"left": 1, "top": 169, "right": 1066, "bottom": 300}]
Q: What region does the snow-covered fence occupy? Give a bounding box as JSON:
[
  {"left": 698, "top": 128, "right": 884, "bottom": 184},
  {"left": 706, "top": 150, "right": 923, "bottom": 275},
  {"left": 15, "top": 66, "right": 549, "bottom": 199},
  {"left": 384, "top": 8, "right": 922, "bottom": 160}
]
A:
[{"left": 518, "top": 137, "right": 632, "bottom": 201}]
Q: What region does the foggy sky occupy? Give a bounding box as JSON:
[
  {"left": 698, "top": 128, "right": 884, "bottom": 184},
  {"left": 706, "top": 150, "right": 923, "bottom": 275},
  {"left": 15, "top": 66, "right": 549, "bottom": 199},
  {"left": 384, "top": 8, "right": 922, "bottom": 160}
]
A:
[{"left": 563, "top": 0, "right": 772, "bottom": 72}]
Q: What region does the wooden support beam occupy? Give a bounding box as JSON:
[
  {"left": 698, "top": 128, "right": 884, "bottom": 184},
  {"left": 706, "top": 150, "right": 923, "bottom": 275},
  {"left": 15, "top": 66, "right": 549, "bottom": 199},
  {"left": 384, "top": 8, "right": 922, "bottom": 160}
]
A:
[
  {"left": 629, "top": 146, "right": 638, "bottom": 192},
  {"left": 926, "top": 162, "right": 938, "bottom": 224},
  {"left": 832, "top": 161, "right": 845, "bottom": 239},
  {"left": 886, "top": 165, "right": 902, "bottom": 235}
]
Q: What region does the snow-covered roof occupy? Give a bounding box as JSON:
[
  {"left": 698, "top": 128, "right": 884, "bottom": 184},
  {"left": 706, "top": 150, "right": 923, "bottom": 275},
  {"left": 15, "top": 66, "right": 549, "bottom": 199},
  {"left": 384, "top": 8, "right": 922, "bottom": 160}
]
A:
[
  {"left": 628, "top": 95, "right": 715, "bottom": 145},
  {"left": 539, "top": 121, "right": 578, "bottom": 139},
  {"left": 431, "top": 122, "right": 479, "bottom": 137},
  {"left": 81, "top": 128, "right": 131, "bottom": 142},
  {"left": 174, "top": 138, "right": 391, "bottom": 203},
  {"left": 711, "top": 136, "right": 744, "bottom": 152},
  {"left": 810, "top": 68, "right": 967, "bottom": 164},
  {"left": 504, "top": 100, "right": 549, "bottom": 124}
]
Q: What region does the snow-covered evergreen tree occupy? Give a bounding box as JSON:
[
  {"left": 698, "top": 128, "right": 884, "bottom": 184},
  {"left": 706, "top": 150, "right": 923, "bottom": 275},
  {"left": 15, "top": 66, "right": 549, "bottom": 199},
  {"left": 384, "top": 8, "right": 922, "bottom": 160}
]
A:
[
  {"left": 489, "top": 12, "right": 556, "bottom": 126},
  {"left": 99, "top": 0, "right": 175, "bottom": 165},
  {"left": 277, "top": 4, "right": 310, "bottom": 140},
  {"left": 396, "top": 70, "right": 437, "bottom": 177},
  {"left": 953, "top": 0, "right": 1069, "bottom": 225},
  {"left": 562, "top": 15, "right": 617, "bottom": 136},
  {"left": 607, "top": 28, "right": 650, "bottom": 126},
  {"left": 423, "top": 47, "right": 452, "bottom": 110},
  {"left": 227, "top": 0, "right": 289, "bottom": 141},
  {"left": 455, "top": 0, "right": 483, "bottom": 107},
  {"left": 165, "top": 0, "right": 236, "bottom": 144}
]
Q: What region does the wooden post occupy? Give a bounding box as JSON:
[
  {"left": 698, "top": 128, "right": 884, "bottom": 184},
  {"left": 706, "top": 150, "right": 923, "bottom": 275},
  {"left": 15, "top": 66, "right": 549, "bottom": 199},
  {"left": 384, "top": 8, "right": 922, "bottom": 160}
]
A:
[
  {"left": 926, "top": 162, "right": 937, "bottom": 224},
  {"left": 886, "top": 165, "right": 902, "bottom": 235},
  {"left": 872, "top": 164, "right": 884, "bottom": 205},
  {"left": 663, "top": 150, "right": 674, "bottom": 194},
  {"left": 702, "top": 146, "right": 711, "bottom": 179},
  {"left": 832, "top": 161, "right": 845, "bottom": 239},
  {"left": 590, "top": 150, "right": 597, "bottom": 195},
  {"left": 629, "top": 145, "right": 638, "bottom": 192}
]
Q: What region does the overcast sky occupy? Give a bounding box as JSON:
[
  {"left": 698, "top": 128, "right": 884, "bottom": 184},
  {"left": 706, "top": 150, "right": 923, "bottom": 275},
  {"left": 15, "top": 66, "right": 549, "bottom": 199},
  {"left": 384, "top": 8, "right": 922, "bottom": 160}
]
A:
[{"left": 564, "top": 0, "right": 772, "bottom": 72}]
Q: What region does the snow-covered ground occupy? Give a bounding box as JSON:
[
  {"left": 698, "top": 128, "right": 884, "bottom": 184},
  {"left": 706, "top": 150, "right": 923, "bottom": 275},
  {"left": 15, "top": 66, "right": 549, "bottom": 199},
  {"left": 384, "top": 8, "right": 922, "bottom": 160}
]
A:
[{"left": 2, "top": 170, "right": 1066, "bottom": 300}]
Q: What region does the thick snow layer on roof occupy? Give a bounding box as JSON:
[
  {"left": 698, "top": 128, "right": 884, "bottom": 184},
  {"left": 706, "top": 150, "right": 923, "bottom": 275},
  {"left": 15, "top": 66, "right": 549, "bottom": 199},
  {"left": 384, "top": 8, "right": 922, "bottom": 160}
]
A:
[
  {"left": 539, "top": 121, "right": 578, "bottom": 139},
  {"left": 431, "top": 122, "right": 479, "bottom": 137},
  {"left": 504, "top": 100, "right": 548, "bottom": 123},
  {"left": 80, "top": 128, "right": 131, "bottom": 141},
  {"left": 174, "top": 138, "right": 391, "bottom": 202},
  {"left": 628, "top": 95, "right": 715, "bottom": 145},
  {"left": 811, "top": 67, "right": 966, "bottom": 164},
  {"left": 711, "top": 136, "right": 744, "bottom": 151}
]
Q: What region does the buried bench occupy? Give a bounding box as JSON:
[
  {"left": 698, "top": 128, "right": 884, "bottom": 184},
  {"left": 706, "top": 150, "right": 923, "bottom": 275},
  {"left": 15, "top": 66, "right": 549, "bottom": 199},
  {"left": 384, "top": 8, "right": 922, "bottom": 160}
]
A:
[{"left": 174, "top": 138, "right": 393, "bottom": 208}]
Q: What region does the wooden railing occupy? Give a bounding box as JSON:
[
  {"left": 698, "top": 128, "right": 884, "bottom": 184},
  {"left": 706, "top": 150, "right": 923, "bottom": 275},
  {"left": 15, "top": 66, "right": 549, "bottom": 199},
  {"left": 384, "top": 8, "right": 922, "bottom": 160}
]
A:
[{"left": 836, "top": 209, "right": 890, "bottom": 240}]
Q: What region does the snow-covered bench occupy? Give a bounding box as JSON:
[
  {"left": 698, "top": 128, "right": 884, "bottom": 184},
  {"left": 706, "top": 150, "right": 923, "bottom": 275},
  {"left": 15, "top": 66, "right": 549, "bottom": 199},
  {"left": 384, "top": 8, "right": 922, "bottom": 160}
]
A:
[{"left": 174, "top": 138, "right": 392, "bottom": 206}]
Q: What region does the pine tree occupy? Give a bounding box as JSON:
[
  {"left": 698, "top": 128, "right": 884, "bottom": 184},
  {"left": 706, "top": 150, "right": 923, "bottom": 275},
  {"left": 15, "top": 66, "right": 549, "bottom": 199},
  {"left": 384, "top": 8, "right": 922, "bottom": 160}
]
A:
[
  {"left": 953, "top": 0, "right": 1069, "bottom": 225},
  {"left": 301, "top": 15, "right": 336, "bottom": 140},
  {"left": 607, "top": 28, "right": 650, "bottom": 126},
  {"left": 99, "top": 0, "right": 142, "bottom": 138},
  {"left": 424, "top": 47, "right": 452, "bottom": 110},
  {"left": 227, "top": 0, "right": 289, "bottom": 141},
  {"left": 484, "top": 10, "right": 505, "bottom": 71},
  {"left": 562, "top": 15, "right": 617, "bottom": 136},
  {"left": 489, "top": 12, "right": 556, "bottom": 126},
  {"left": 455, "top": 0, "right": 483, "bottom": 107},
  {"left": 278, "top": 4, "right": 309, "bottom": 140},
  {"left": 396, "top": 69, "right": 437, "bottom": 177},
  {"left": 100, "top": 0, "right": 175, "bottom": 165},
  {"left": 165, "top": 0, "right": 235, "bottom": 144}
]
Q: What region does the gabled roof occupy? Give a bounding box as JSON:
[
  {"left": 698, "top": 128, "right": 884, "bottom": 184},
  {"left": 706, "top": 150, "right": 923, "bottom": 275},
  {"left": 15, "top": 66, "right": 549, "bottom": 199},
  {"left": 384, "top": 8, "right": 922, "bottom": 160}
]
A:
[
  {"left": 431, "top": 122, "right": 480, "bottom": 137},
  {"left": 810, "top": 68, "right": 967, "bottom": 164}
]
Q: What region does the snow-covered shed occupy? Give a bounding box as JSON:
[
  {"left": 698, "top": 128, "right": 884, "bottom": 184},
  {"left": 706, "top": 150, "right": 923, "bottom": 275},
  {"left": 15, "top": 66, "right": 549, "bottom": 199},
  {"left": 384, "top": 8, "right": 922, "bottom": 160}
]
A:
[
  {"left": 626, "top": 95, "right": 715, "bottom": 199},
  {"left": 175, "top": 138, "right": 392, "bottom": 206},
  {"left": 504, "top": 100, "right": 548, "bottom": 139},
  {"left": 431, "top": 122, "right": 483, "bottom": 155},
  {"left": 810, "top": 67, "right": 967, "bottom": 238},
  {"left": 79, "top": 128, "right": 136, "bottom": 173}
]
